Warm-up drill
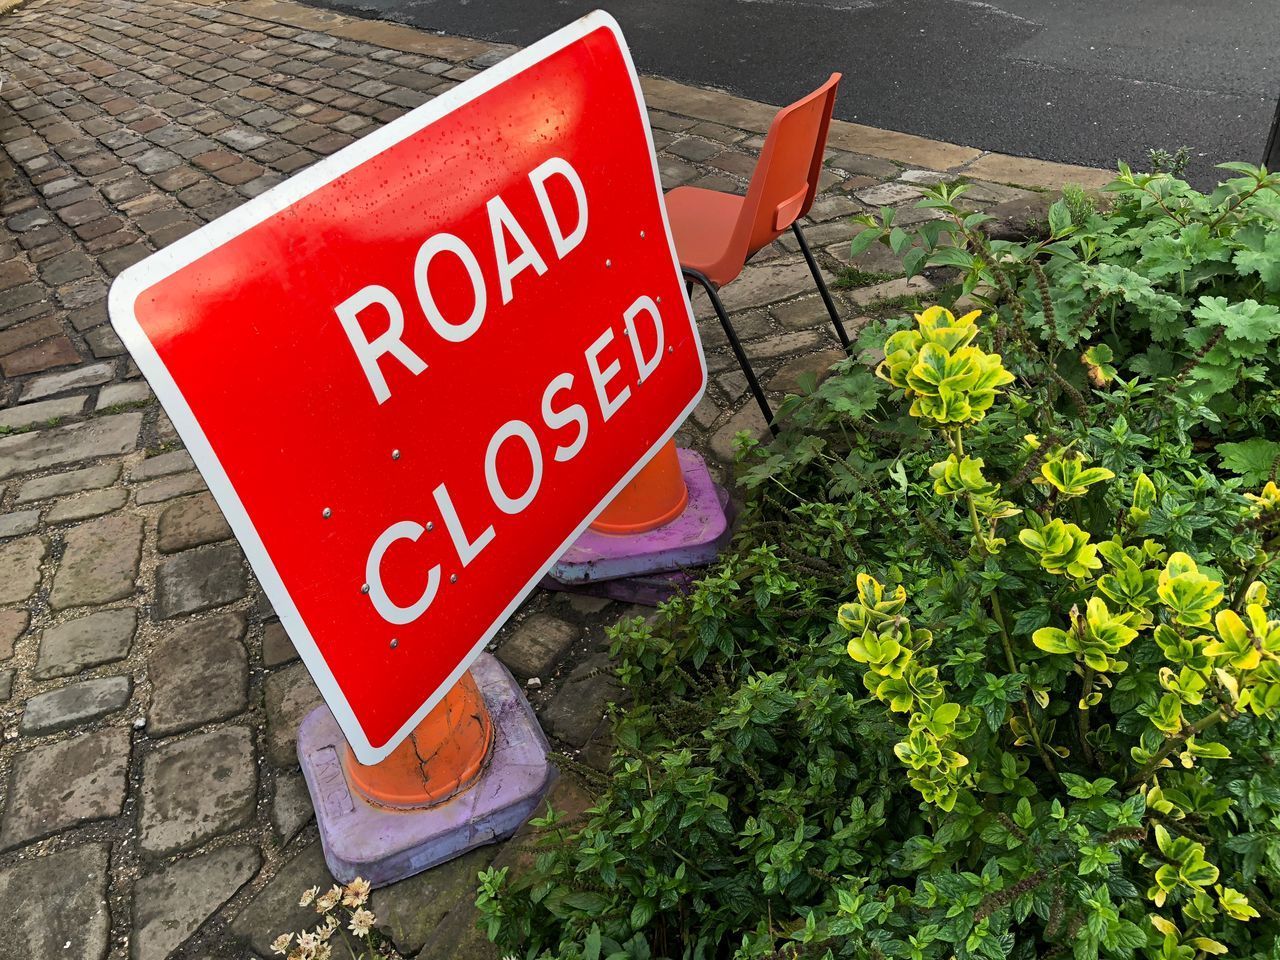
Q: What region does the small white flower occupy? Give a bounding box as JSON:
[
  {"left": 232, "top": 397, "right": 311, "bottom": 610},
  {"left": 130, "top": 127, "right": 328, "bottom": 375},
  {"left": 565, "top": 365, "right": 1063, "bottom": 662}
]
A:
[
  {"left": 298, "top": 885, "right": 319, "bottom": 907},
  {"left": 316, "top": 915, "right": 338, "bottom": 941},
  {"left": 314, "top": 885, "right": 342, "bottom": 913},
  {"left": 270, "top": 932, "right": 294, "bottom": 955},
  {"left": 348, "top": 907, "right": 376, "bottom": 938},
  {"left": 342, "top": 877, "right": 372, "bottom": 907}
]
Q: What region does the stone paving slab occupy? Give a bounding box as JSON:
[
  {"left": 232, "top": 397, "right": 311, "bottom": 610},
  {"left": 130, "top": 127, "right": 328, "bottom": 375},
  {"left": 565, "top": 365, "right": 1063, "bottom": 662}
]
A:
[{"left": 0, "top": 0, "right": 1109, "bottom": 956}]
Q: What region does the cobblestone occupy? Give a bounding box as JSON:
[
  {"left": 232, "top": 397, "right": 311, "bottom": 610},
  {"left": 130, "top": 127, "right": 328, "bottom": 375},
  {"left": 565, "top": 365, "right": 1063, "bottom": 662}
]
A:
[
  {"left": 95, "top": 380, "right": 151, "bottom": 409},
  {"left": 134, "top": 470, "right": 207, "bottom": 504},
  {"left": 230, "top": 841, "right": 332, "bottom": 956},
  {"left": 139, "top": 726, "right": 257, "bottom": 854},
  {"left": 261, "top": 619, "right": 298, "bottom": 667},
  {"left": 495, "top": 612, "right": 578, "bottom": 682},
  {"left": 46, "top": 485, "right": 129, "bottom": 523},
  {"left": 848, "top": 274, "right": 935, "bottom": 306},
  {"left": 0, "top": 729, "right": 131, "bottom": 850},
  {"left": 0, "top": 412, "right": 140, "bottom": 479},
  {"left": 0, "top": 508, "right": 40, "bottom": 537},
  {"left": 147, "top": 611, "right": 248, "bottom": 736},
  {"left": 19, "top": 674, "right": 132, "bottom": 734},
  {"left": 711, "top": 401, "right": 770, "bottom": 462},
  {"left": 767, "top": 348, "right": 851, "bottom": 394},
  {"left": 263, "top": 660, "right": 322, "bottom": 767},
  {"left": 0, "top": 335, "right": 81, "bottom": 376},
  {"left": 154, "top": 541, "right": 247, "bottom": 618},
  {"left": 50, "top": 511, "right": 143, "bottom": 609},
  {"left": 539, "top": 653, "right": 621, "bottom": 748},
  {"left": 156, "top": 491, "right": 232, "bottom": 553},
  {"left": 34, "top": 608, "right": 137, "bottom": 679},
  {"left": 131, "top": 449, "right": 194, "bottom": 480},
  {"left": 0, "top": 843, "right": 111, "bottom": 960},
  {"left": 718, "top": 258, "right": 828, "bottom": 312},
  {"left": 270, "top": 769, "right": 314, "bottom": 842},
  {"left": 371, "top": 844, "right": 499, "bottom": 956},
  {"left": 0, "top": 394, "right": 88, "bottom": 430},
  {"left": 0, "top": 609, "right": 28, "bottom": 659},
  {"left": 0, "top": 535, "right": 47, "bottom": 604},
  {"left": 131, "top": 846, "right": 260, "bottom": 960}
]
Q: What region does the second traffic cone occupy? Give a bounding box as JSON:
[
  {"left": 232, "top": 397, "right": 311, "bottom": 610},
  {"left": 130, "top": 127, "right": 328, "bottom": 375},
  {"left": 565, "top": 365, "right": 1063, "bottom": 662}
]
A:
[
  {"left": 590, "top": 439, "right": 688, "bottom": 535},
  {"left": 548, "top": 441, "right": 730, "bottom": 590}
]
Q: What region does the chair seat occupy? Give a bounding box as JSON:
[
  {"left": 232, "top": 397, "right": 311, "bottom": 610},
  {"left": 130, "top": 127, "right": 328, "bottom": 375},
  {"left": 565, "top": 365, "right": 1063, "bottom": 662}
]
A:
[{"left": 664, "top": 186, "right": 746, "bottom": 288}]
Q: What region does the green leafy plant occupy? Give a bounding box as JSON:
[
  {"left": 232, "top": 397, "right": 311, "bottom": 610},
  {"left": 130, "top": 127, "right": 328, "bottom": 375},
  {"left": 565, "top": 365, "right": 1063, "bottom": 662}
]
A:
[
  {"left": 833, "top": 266, "right": 896, "bottom": 289},
  {"left": 1217, "top": 438, "right": 1280, "bottom": 486},
  {"left": 1147, "top": 147, "right": 1192, "bottom": 179},
  {"left": 477, "top": 299, "right": 1280, "bottom": 960},
  {"left": 848, "top": 163, "right": 1280, "bottom": 439}
]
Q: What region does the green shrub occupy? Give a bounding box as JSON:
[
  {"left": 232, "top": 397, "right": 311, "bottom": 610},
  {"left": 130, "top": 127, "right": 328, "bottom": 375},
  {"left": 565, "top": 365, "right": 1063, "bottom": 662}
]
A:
[
  {"left": 850, "top": 164, "right": 1280, "bottom": 453},
  {"left": 476, "top": 294, "right": 1280, "bottom": 958}
]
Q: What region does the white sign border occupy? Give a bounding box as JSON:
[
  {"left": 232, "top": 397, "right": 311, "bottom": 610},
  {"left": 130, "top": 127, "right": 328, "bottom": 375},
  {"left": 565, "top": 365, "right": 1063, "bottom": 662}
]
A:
[{"left": 109, "top": 10, "right": 707, "bottom": 764}]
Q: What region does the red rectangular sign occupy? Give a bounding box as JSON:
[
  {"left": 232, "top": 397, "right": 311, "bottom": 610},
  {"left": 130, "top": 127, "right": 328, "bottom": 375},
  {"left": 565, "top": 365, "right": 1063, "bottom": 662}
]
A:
[{"left": 109, "top": 13, "right": 705, "bottom": 763}]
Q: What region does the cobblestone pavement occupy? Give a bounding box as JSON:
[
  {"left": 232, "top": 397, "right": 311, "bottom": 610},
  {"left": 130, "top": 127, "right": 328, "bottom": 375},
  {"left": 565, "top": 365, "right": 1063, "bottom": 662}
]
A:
[{"left": 0, "top": 1, "right": 1110, "bottom": 957}]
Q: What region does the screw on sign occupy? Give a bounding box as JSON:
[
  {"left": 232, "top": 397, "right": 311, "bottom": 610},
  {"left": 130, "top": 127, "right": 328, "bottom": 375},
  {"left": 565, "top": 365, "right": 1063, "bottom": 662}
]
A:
[{"left": 108, "top": 10, "right": 705, "bottom": 774}]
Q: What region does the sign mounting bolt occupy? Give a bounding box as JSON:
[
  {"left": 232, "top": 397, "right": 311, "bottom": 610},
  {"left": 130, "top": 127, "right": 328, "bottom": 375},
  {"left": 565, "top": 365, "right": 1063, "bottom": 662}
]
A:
[
  {"left": 450, "top": 574, "right": 458, "bottom": 584},
  {"left": 361, "top": 583, "right": 370, "bottom": 594},
  {"left": 390, "top": 638, "right": 399, "bottom": 649},
  {"left": 426, "top": 521, "right": 434, "bottom": 531},
  {"left": 605, "top": 259, "right": 612, "bottom": 268},
  {"left": 392, "top": 449, "right": 401, "bottom": 460},
  {"left": 640, "top": 230, "right": 646, "bottom": 238},
  {"left": 322, "top": 507, "right": 332, "bottom": 519}
]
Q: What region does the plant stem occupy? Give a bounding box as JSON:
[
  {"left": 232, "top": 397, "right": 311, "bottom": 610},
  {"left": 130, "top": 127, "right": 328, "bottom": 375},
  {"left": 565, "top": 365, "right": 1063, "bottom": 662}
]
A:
[
  {"left": 951, "top": 428, "right": 988, "bottom": 555},
  {"left": 1077, "top": 666, "right": 1096, "bottom": 767},
  {"left": 987, "top": 585, "right": 1061, "bottom": 781},
  {"left": 1137, "top": 183, "right": 1187, "bottom": 226},
  {"left": 949, "top": 426, "right": 1060, "bottom": 782},
  {"left": 1231, "top": 562, "right": 1263, "bottom": 611},
  {"left": 1207, "top": 181, "right": 1264, "bottom": 231},
  {"left": 988, "top": 592, "right": 1017, "bottom": 674},
  {"left": 1020, "top": 700, "right": 1061, "bottom": 780},
  {"left": 1127, "top": 707, "right": 1226, "bottom": 787},
  {"left": 1230, "top": 544, "right": 1278, "bottom": 611}
]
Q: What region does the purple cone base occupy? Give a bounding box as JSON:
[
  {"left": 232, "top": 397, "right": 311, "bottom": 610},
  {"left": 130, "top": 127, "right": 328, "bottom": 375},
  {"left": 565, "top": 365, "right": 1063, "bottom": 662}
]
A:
[
  {"left": 543, "top": 449, "right": 731, "bottom": 603},
  {"left": 543, "top": 568, "right": 701, "bottom": 606},
  {"left": 297, "top": 653, "right": 555, "bottom": 888}
]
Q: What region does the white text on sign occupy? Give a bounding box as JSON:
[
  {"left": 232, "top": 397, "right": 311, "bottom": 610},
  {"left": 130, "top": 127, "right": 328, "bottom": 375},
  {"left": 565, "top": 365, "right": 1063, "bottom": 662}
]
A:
[{"left": 332, "top": 157, "right": 668, "bottom": 628}]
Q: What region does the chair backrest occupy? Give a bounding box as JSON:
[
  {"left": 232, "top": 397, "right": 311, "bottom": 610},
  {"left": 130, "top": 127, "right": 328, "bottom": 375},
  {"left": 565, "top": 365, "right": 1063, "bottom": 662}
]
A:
[{"left": 735, "top": 74, "right": 841, "bottom": 260}]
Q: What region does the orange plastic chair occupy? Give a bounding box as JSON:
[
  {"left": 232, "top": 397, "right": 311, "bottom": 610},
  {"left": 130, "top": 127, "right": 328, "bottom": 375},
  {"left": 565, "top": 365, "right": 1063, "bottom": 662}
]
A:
[{"left": 665, "top": 74, "right": 845, "bottom": 430}]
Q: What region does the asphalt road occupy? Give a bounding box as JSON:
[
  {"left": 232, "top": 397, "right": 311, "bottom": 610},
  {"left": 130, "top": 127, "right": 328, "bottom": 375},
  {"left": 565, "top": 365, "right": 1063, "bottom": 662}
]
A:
[{"left": 304, "top": 0, "right": 1279, "bottom": 186}]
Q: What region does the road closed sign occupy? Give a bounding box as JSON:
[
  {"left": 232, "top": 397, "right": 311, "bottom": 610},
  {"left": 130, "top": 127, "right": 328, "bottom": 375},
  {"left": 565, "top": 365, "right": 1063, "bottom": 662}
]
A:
[{"left": 109, "top": 12, "right": 706, "bottom": 763}]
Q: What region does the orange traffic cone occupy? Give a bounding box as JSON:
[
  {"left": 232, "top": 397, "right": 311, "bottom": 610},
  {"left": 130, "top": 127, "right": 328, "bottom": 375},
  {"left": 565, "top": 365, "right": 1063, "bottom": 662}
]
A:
[
  {"left": 547, "top": 438, "right": 730, "bottom": 596},
  {"left": 341, "top": 670, "right": 493, "bottom": 809},
  {"left": 297, "top": 653, "right": 553, "bottom": 887},
  {"left": 589, "top": 439, "right": 689, "bottom": 534}
]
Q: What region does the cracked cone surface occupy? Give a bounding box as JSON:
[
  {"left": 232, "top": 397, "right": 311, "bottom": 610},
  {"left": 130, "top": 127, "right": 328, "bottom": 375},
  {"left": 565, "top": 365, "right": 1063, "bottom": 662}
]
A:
[{"left": 341, "top": 670, "right": 493, "bottom": 808}]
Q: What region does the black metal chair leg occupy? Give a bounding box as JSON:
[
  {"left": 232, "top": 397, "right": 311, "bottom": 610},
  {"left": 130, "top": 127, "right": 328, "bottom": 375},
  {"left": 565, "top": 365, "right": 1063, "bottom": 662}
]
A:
[
  {"left": 791, "top": 222, "right": 851, "bottom": 353},
  {"left": 683, "top": 268, "right": 777, "bottom": 434}
]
